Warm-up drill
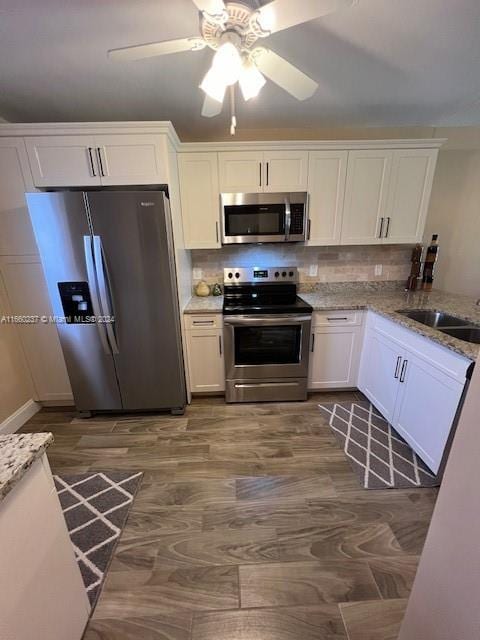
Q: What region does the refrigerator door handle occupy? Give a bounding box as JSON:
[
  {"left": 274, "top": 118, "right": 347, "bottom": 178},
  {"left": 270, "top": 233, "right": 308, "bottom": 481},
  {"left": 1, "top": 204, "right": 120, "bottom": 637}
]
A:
[
  {"left": 92, "top": 235, "right": 120, "bottom": 355},
  {"left": 83, "top": 235, "right": 113, "bottom": 356}
]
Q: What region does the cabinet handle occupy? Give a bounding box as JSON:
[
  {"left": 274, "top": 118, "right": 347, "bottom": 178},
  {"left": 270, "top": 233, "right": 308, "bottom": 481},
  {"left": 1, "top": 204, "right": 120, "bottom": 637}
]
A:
[
  {"left": 399, "top": 359, "right": 408, "bottom": 383},
  {"left": 394, "top": 356, "right": 402, "bottom": 379},
  {"left": 215, "top": 221, "right": 219, "bottom": 243},
  {"left": 219, "top": 335, "right": 222, "bottom": 356},
  {"left": 378, "top": 217, "right": 385, "bottom": 239},
  {"left": 96, "top": 147, "right": 106, "bottom": 177},
  {"left": 259, "top": 162, "right": 262, "bottom": 187},
  {"left": 87, "top": 147, "right": 97, "bottom": 177},
  {"left": 266, "top": 162, "right": 269, "bottom": 186},
  {"left": 385, "top": 217, "right": 391, "bottom": 238},
  {"left": 307, "top": 218, "right": 311, "bottom": 240},
  {"left": 193, "top": 320, "right": 215, "bottom": 326},
  {"left": 311, "top": 333, "right": 315, "bottom": 352},
  {"left": 327, "top": 317, "right": 348, "bottom": 321}
]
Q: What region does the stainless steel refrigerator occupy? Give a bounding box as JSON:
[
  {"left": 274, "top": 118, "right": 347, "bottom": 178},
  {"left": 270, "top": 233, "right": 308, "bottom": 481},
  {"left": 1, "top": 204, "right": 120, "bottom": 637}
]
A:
[{"left": 26, "top": 190, "right": 186, "bottom": 415}]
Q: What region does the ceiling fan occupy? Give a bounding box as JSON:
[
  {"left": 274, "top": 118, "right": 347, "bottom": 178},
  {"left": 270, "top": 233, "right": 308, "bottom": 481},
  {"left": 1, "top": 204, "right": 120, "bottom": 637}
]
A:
[{"left": 108, "top": 0, "right": 357, "bottom": 133}]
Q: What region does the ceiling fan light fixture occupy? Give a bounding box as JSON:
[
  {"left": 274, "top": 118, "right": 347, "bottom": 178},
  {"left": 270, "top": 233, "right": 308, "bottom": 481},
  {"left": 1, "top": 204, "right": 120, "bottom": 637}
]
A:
[
  {"left": 239, "top": 61, "right": 266, "bottom": 101},
  {"left": 212, "top": 41, "right": 243, "bottom": 85},
  {"left": 200, "top": 67, "right": 227, "bottom": 103}
]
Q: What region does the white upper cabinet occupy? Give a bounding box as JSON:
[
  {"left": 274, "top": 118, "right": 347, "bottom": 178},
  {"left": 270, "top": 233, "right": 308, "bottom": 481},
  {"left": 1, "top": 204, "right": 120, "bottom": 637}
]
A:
[
  {"left": 307, "top": 151, "right": 348, "bottom": 246},
  {"left": 384, "top": 149, "right": 438, "bottom": 243},
  {"left": 25, "top": 136, "right": 101, "bottom": 187},
  {"left": 341, "top": 150, "right": 393, "bottom": 245},
  {"left": 95, "top": 134, "right": 168, "bottom": 185},
  {"left": 218, "top": 150, "right": 308, "bottom": 193},
  {"left": 218, "top": 151, "right": 264, "bottom": 193},
  {"left": 263, "top": 151, "right": 308, "bottom": 192},
  {"left": 25, "top": 134, "right": 168, "bottom": 187},
  {"left": 178, "top": 152, "right": 220, "bottom": 249},
  {"left": 0, "top": 138, "right": 38, "bottom": 256},
  {"left": 340, "top": 148, "right": 438, "bottom": 246}
]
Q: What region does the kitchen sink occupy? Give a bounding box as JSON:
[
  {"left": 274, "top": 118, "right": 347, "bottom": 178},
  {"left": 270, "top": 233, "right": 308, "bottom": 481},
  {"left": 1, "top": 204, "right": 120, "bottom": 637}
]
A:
[
  {"left": 396, "top": 309, "right": 471, "bottom": 328},
  {"left": 437, "top": 326, "right": 480, "bottom": 344},
  {"left": 396, "top": 308, "right": 480, "bottom": 344}
]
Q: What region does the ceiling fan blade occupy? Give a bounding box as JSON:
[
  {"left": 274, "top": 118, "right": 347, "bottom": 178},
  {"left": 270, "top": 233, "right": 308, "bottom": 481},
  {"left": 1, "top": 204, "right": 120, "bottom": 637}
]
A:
[
  {"left": 202, "top": 95, "right": 224, "bottom": 118},
  {"left": 253, "top": 48, "right": 318, "bottom": 100},
  {"left": 191, "top": 0, "right": 226, "bottom": 16},
  {"left": 108, "top": 37, "right": 205, "bottom": 62},
  {"left": 256, "top": 0, "right": 356, "bottom": 34}
]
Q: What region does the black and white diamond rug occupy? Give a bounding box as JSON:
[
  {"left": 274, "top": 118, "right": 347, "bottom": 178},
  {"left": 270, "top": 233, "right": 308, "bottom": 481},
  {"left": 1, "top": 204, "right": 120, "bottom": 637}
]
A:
[
  {"left": 54, "top": 471, "right": 143, "bottom": 608},
  {"left": 319, "top": 401, "right": 439, "bottom": 489}
]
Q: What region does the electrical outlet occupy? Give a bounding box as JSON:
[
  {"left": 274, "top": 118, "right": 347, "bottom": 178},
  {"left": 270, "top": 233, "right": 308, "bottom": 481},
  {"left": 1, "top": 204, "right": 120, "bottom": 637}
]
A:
[
  {"left": 374, "top": 264, "right": 383, "bottom": 276},
  {"left": 193, "top": 268, "right": 202, "bottom": 280},
  {"left": 309, "top": 264, "right": 319, "bottom": 277}
]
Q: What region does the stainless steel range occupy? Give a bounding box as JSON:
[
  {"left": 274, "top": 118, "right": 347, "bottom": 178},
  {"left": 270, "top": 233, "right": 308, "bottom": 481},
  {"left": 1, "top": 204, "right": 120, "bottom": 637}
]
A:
[{"left": 223, "top": 267, "right": 313, "bottom": 403}]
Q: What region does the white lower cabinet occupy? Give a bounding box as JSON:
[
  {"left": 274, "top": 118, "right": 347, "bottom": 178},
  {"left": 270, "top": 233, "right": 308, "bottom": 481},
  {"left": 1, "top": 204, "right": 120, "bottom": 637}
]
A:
[
  {"left": 358, "top": 312, "right": 470, "bottom": 473},
  {"left": 393, "top": 352, "right": 465, "bottom": 473},
  {"left": 184, "top": 314, "right": 225, "bottom": 393},
  {"left": 0, "top": 456, "right": 90, "bottom": 640},
  {"left": 359, "top": 327, "right": 402, "bottom": 423},
  {"left": 308, "top": 311, "right": 364, "bottom": 390}
]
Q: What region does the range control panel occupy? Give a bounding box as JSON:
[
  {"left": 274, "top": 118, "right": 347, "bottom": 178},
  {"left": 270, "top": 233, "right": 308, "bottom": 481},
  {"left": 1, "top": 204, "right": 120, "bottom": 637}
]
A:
[{"left": 224, "top": 267, "right": 298, "bottom": 284}]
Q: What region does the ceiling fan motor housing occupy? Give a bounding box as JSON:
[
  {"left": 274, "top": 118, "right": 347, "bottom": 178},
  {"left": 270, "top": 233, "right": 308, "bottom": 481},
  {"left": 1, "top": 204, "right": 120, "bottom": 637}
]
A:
[{"left": 200, "top": 2, "right": 263, "bottom": 52}]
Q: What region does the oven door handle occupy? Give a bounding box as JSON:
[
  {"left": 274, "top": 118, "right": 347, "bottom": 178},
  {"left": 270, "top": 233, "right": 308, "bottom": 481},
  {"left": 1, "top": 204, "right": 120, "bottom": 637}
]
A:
[{"left": 223, "top": 315, "right": 312, "bottom": 326}]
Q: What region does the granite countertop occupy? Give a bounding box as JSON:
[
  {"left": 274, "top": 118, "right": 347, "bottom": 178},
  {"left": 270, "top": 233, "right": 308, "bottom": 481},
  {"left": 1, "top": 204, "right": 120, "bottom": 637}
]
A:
[
  {"left": 184, "top": 288, "right": 480, "bottom": 360},
  {"left": 299, "top": 289, "right": 480, "bottom": 361},
  {"left": 184, "top": 296, "right": 224, "bottom": 313},
  {"left": 0, "top": 433, "right": 53, "bottom": 502}
]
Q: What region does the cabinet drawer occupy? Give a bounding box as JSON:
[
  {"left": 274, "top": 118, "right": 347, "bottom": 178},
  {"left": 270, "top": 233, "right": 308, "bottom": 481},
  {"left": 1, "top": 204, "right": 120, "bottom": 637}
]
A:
[
  {"left": 185, "top": 314, "right": 223, "bottom": 330},
  {"left": 313, "top": 310, "right": 362, "bottom": 327}
]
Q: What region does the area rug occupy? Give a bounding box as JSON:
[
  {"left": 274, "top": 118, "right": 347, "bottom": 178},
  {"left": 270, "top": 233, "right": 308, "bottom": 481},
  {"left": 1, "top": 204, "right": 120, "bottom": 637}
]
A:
[
  {"left": 319, "top": 401, "right": 439, "bottom": 489},
  {"left": 54, "top": 471, "right": 143, "bottom": 608}
]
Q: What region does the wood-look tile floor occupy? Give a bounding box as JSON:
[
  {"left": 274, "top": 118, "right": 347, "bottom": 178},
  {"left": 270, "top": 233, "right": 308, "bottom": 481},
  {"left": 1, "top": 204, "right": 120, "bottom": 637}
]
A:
[{"left": 20, "top": 391, "right": 437, "bottom": 640}]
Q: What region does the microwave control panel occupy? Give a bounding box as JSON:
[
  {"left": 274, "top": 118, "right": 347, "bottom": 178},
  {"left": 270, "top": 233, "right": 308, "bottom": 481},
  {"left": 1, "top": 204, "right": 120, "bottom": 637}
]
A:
[{"left": 289, "top": 204, "right": 305, "bottom": 235}]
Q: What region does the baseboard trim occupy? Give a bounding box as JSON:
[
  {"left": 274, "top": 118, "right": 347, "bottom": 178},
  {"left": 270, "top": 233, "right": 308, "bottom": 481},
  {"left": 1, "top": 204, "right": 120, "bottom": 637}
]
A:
[{"left": 0, "top": 399, "right": 40, "bottom": 434}]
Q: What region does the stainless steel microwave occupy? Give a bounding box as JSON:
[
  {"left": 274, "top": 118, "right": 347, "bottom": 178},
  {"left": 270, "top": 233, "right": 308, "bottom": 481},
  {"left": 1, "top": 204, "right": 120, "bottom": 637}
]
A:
[{"left": 220, "top": 192, "right": 308, "bottom": 244}]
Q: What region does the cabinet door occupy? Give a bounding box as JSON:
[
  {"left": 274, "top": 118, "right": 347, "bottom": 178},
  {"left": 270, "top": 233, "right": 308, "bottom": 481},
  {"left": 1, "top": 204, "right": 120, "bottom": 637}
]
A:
[
  {"left": 1, "top": 259, "right": 72, "bottom": 402},
  {"left": 218, "top": 152, "right": 264, "bottom": 193},
  {"left": 263, "top": 151, "right": 308, "bottom": 192},
  {"left": 0, "top": 138, "right": 38, "bottom": 256},
  {"left": 178, "top": 153, "right": 220, "bottom": 249},
  {"left": 95, "top": 134, "right": 168, "bottom": 185},
  {"left": 25, "top": 136, "right": 101, "bottom": 187},
  {"left": 187, "top": 329, "right": 225, "bottom": 392},
  {"left": 393, "top": 353, "right": 464, "bottom": 473},
  {"left": 384, "top": 149, "right": 438, "bottom": 243},
  {"left": 307, "top": 151, "right": 347, "bottom": 245},
  {"left": 341, "top": 150, "right": 392, "bottom": 245},
  {"left": 358, "top": 328, "right": 402, "bottom": 423},
  {"left": 308, "top": 327, "right": 362, "bottom": 389}
]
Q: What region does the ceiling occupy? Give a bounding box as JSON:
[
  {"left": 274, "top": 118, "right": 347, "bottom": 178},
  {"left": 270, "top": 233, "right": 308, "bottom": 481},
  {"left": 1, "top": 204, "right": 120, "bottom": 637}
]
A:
[{"left": 1, "top": 0, "right": 480, "bottom": 140}]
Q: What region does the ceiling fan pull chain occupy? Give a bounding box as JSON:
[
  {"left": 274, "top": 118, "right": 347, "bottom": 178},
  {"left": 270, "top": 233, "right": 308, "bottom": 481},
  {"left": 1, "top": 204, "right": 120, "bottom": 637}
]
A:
[{"left": 230, "top": 85, "right": 237, "bottom": 136}]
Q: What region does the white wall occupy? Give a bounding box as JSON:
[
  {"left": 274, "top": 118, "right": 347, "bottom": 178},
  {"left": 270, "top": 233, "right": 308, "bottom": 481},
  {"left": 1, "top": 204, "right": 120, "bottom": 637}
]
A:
[
  {"left": 399, "top": 362, "right": 480, "bottom": 639},
  {"left": 424, "top": 148, "right": 480, "bottom": 297}
]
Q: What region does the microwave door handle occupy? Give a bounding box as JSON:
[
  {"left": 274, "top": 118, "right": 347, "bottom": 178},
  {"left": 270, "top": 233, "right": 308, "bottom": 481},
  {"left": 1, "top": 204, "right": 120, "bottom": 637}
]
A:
[
  {"left": 92, "top": 235, "right": 119, "bottom": 355},
  {"left": 83, "top": 236, "right": 112, "bottom": 356},
  {"left": 285, "top": 197, "right": 291, "bottom": 240}
]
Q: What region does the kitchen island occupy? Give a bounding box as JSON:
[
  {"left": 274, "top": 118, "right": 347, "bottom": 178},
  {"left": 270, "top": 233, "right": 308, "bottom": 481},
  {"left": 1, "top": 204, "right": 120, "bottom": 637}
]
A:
[{"left": 0, "top": 433, "right": 90, "bottom": 640}]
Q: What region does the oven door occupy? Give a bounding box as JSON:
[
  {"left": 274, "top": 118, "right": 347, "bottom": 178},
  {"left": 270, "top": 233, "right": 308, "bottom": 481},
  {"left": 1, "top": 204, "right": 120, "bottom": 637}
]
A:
[{"left": 223, "top": 314, "right": 312, "bottom": 381}]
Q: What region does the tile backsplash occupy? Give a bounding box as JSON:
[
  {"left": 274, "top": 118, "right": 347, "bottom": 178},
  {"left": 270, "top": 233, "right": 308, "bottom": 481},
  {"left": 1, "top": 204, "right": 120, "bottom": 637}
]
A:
[{"left": 191, "top": 245, "right": 412, "bottom": 288}]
